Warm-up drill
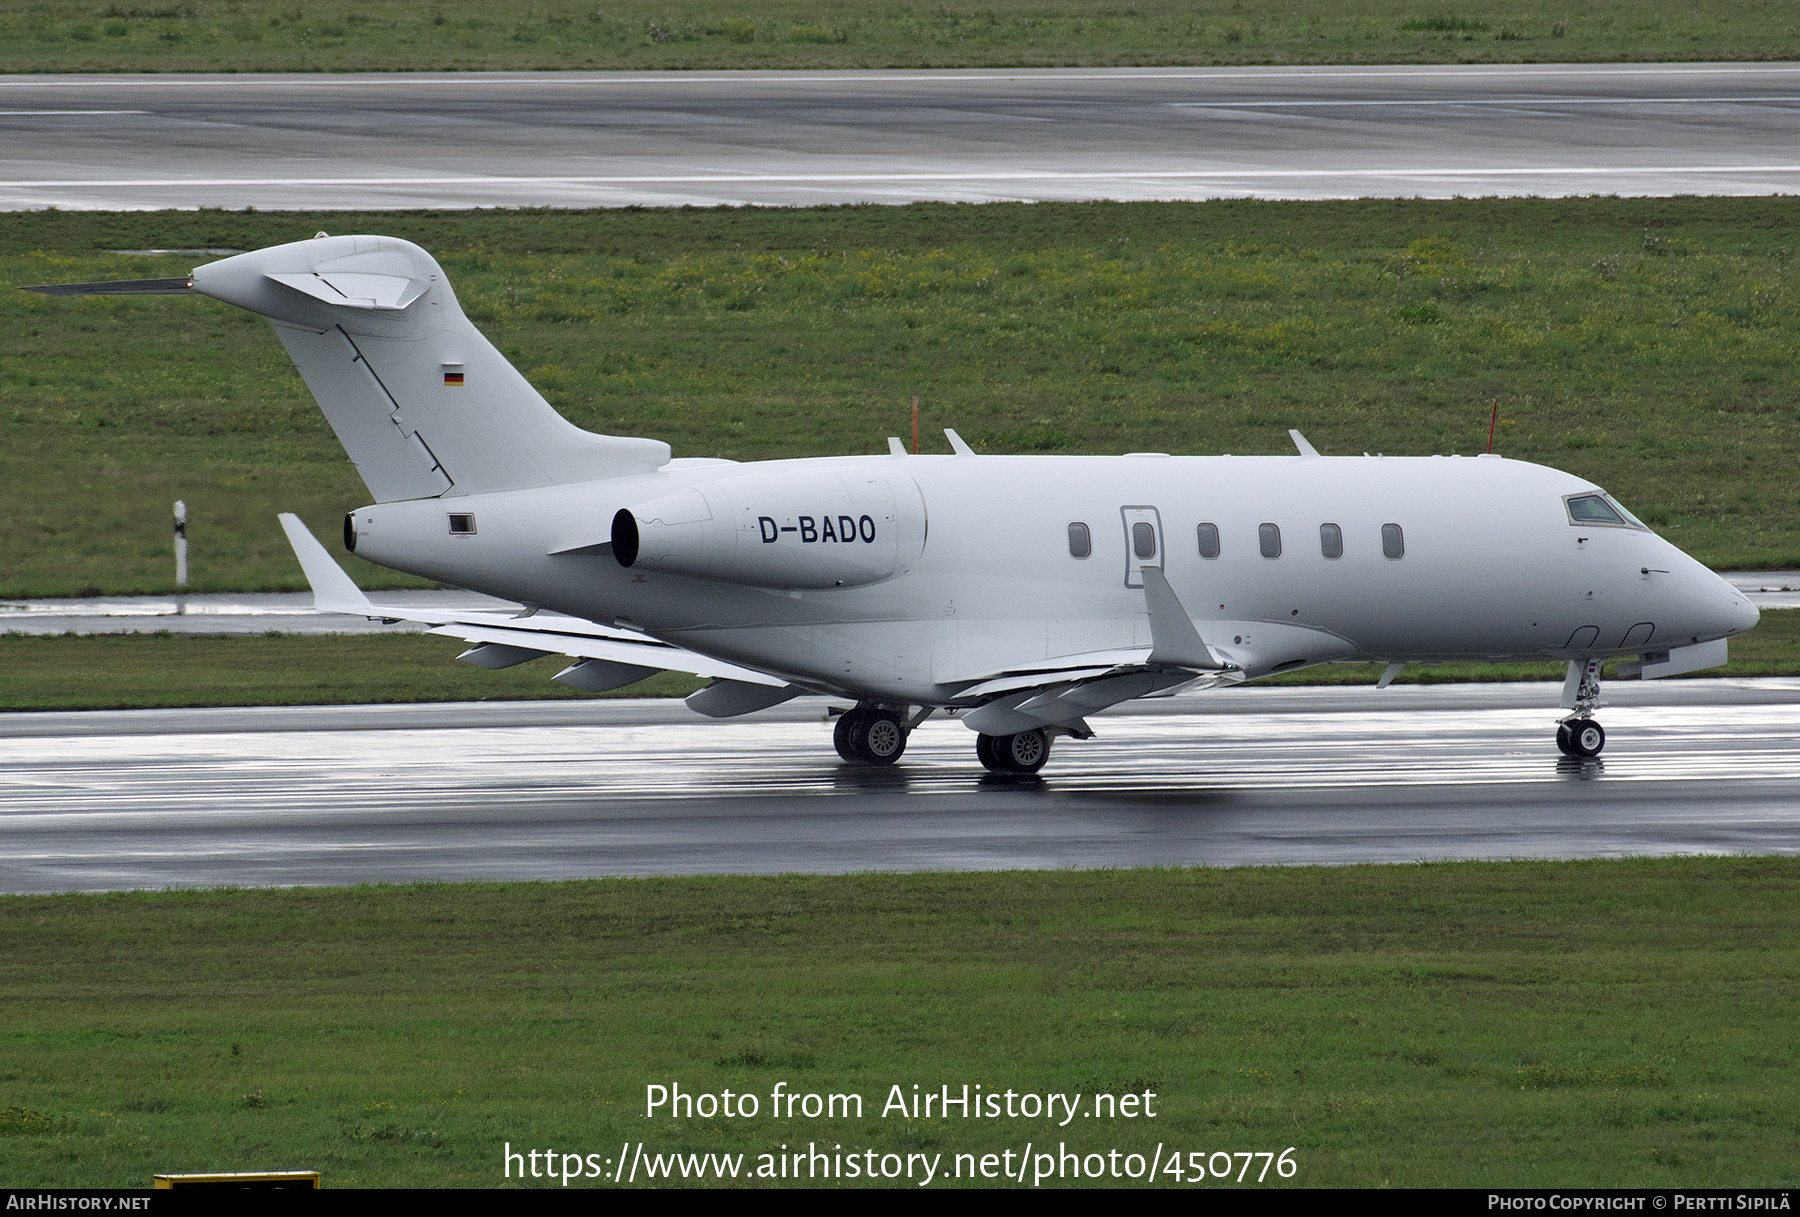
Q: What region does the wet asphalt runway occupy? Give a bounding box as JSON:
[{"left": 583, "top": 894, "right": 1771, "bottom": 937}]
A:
[
  {"left": 3, "top": 62, "right": 1799, "bottom": 209},
  {"left": 3, "top": 679, "right": 1797, "bottom": 894}
]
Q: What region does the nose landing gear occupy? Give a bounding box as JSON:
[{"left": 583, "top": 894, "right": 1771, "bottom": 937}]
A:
[
  {"left": 1556, "top": 718, "right": 1606, "bottom": 758},
  {"left": 1556, "top": 658, "right": 1606, "bottom": 757}
]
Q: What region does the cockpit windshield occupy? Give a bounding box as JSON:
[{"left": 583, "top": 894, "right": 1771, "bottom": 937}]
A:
[
  {"left": 1565, "top": 492, "right": 1649, "bottom": 530},
  {"left": 1605, "top": 495, "right": 1650, "bottom": 530}
]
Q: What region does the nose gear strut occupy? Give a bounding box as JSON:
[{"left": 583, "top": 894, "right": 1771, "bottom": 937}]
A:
[{"left": 1556, "top": 658, "right": 1606, "bottom": 757}]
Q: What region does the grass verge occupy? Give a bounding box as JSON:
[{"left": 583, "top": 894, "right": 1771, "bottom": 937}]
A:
[
  {"left": 1, "top": 858, "right": 1797, "bottom": 1187},
  {"left": 1, "top": 611, "right": 1793, "bottom": 712},
  {"left": 4, "top": 197, "right": 1798, "bottom": 597},
  {"left": 0, "top": 631, "right": 703, "bottom": 711},
  {"left": 3, "top": 0, "right": 1796, "bottom": 73}
]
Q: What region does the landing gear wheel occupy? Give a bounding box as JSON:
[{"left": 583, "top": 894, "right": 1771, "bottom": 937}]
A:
[
  {"left": 859, "top": 710, "right": 907, "bottom": 765},
  {"left": 1002, "top": 729, "right": 1050, "bottom": 773},
  {"left": 977, "top": 729, "right": 1051, "bottom": 774},
  {"left": 833, "top": 709, "right": 868, "bottom": 763},
  {"left": 835, "top": 708, "right": 907, "bottom": 765},
  {"left": 1555, "top": 722, "right": 1574, "bottom": 756},
  {"left": 975, "top": 732, "right": 998, "bottom": 771},
  {"left": 1566, "top": 718, "right": 1605, "bottom": 758}
]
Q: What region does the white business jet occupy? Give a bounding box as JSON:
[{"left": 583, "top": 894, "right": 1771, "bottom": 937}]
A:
[{"left": 31, "top": 235, "right": 1759, "bottom": 772}]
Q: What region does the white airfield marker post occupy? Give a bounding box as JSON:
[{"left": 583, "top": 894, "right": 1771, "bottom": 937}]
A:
[{"left": 174, "top": 499, "right": 189, "bottom": 593}]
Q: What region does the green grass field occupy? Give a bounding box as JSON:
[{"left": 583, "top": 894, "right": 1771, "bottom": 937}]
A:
[
  {"left": 2, "top": 858, "right": 1796, "bottom": 1188},
  {"left": 0, "top": 631, "right": 703, "bottom": 710},
  {"left": 2, "top": 0, "right": 1795, "bottom": 74},
  {"left": 1, "top": 612, "right": 1793, "bottom": 711},
  {"left": 5, "top": 197, "right": 1798, "bottom": 598}
]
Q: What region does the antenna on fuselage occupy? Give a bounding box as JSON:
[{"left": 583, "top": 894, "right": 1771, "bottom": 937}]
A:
[{"left": 1289, "top": 429, "right": 1321, "bottom": 458}]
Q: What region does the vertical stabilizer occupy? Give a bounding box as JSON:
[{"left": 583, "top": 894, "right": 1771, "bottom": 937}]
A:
[{"left": 190, "top": 236, "right": 669, "bottom": 502}]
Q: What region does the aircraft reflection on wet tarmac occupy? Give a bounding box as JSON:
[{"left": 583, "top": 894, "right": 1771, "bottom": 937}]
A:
[{"left": 2, "top": 681, "right": 1798, "bottom": 895}]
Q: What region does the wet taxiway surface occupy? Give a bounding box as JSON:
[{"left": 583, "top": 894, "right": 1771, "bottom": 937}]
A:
[
  {"left": 3, "top": 63, "right": 1799, "bottom": 209},
  {"left": 3, "top": 680, "right": 1797, "bottom": 894}
]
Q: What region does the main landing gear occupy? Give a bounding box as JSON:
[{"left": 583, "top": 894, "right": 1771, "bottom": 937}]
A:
[
  {"left": 833, "top": 705, "right": 1054, "bottom": 774},
  {"left": 975, "top": 728, "right": 1051, "bottom": 775},
  {"left": 834, "top": 706, "right": 908, "bottom": 765},
  {"left": 1556, "top": 658, "right": 1606, "bottom": 758}
]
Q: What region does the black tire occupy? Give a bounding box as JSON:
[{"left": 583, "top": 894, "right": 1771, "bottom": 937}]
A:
[
  {"left": 860, "top": 710, "right": 907, "bottom": 765},
  {"left": 1568, "top": 719, "right": 1606, "bottom": 757},
  {"left": 999, "top": 728, "right": 1050, "bottom": 774},
  {"left": 833, "top": 710, "right": 866, "bottom": 763},
  {"left": 975, "top": 733, "right": 1002, "bottom": 772},
  {"left": 1555, "top": 722, "right": 1575, "bottom": 756}
]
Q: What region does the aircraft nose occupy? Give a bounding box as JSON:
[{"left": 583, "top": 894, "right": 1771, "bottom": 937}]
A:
[
  {"left": 1727, "top": 589, "right": 1761, "bottom": 634},
  {"left": 1699, "top": 570, "right": 1759, "bottom": 638}
]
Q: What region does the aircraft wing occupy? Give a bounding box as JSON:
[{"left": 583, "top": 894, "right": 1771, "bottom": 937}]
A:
[
  {"left": 954, "top": 658, "right": 1238, "bottom": 737},
  {"left": 277, "top": 514, "right": 787, "bottom": 688},
  {"left": 948, "top": 567, "right": 1244, "bottom": 736},
  {"left": 956, "top": 658, "right": 1150, "bottom": 701}
]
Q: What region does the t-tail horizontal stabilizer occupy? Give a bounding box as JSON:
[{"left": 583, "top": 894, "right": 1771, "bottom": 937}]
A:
[{"left": 22, "top": 278, "right": 195, "bottom": 296}]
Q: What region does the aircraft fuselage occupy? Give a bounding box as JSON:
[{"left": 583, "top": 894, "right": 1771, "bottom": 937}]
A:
[{"left": 346, "top": 449, "right": 1756, "bottom": 706}]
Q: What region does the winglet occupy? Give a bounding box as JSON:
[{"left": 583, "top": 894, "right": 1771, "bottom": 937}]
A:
[
  {"left": 1290, "top": 429, "right": 1321, "bottom": 458},
  {"left": 944, "top": 428, "right": 976, "bottom": 456},
  {"left": 1141, "top": 566, "right": 1222, "bottom": 669},
  {"left": 278, "top": 513, "right": 375, "bottom": 615}
]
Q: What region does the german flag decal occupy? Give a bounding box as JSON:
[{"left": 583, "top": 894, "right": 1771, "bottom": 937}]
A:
[{"left": 443, "top": 371, "right": 465, "bottom": 386}]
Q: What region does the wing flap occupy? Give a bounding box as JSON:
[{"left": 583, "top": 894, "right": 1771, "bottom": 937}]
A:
[
  {"left": 947, "top": 648, "right": 1152, "bottom": 688},
  {"left": 958, "top": 666, "right": 1120, "bottom": 700}
]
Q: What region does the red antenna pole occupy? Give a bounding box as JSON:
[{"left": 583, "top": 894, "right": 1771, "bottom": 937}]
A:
[
  {"left": 911, "top": 396, "right": 920, "bottom": 455},
  {"left": 1487, "top": 401, "right": 1499, "bottom": 453}
]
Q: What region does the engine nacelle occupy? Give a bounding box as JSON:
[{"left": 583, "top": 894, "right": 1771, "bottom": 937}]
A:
[{"left": 612, "top": 466, "right": 926, "bottom": 589}]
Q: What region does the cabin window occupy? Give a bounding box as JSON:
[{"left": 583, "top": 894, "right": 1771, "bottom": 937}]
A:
[
  {"left": 448, "top": 513, "right": 477, "bottom": 535},
  {"left": 1067, "top": 521, "right": 1092, "bottom": 559},
  {"left": 1320, "top": 522, "right": 1343, "bottom": 559},
  {"left": 1196, "top": 522, "right": 1220, "bottom": 560},
  {"left": 1259, "top": 523, "right": 1282, "bottom": 559},
  {"left": 1382, "top": 523, "right": 1405, "bottom": 559},
  {"left": 1131, "top": 521, "right": 1158, "bottom": 560}
]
